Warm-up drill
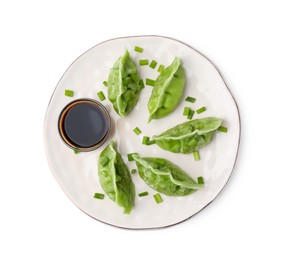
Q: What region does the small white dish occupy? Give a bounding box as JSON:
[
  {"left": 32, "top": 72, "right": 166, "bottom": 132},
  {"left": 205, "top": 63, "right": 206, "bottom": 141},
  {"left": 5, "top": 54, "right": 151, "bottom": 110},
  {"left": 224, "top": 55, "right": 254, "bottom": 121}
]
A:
[{"left": 44, "top": 35, "right": 240, "bottom": 229}]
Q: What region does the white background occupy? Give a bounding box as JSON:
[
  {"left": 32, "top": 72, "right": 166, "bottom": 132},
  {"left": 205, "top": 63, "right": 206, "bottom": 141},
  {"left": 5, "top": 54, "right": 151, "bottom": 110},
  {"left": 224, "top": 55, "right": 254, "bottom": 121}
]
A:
[{"left": 1, "top": 1, "right": 285, "bottom": 259}]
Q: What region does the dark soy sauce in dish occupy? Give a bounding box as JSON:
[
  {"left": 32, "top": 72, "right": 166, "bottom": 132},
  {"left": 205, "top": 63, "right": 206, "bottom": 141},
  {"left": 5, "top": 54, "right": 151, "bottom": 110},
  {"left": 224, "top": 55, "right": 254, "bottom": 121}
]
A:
[{"left": 59, "top": 99, "right": 111, "bottom": 151}]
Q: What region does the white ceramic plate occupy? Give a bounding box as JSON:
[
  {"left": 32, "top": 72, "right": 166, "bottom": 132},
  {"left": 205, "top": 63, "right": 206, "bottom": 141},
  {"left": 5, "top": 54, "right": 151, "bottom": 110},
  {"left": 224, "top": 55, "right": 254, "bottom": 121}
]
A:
[{"left": 44, "top": 36, "right": 240, "bottom": 229}]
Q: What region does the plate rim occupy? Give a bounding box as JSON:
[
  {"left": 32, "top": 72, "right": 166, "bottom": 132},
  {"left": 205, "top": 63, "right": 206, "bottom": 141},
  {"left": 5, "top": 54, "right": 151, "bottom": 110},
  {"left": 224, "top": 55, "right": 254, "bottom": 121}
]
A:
[{"left": 43, "top": 35, "right": 241, "bottom": 230}]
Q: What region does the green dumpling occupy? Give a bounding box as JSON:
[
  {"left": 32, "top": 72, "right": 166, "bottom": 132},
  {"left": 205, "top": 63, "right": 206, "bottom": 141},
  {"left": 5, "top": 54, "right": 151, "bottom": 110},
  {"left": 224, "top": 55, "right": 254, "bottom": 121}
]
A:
[
  {"left": 133, "top": 154, "right": 203, "bottom": 196},
  {"left": 107, "top": 50, "right": 143, "bottom": 117},
  {"left": 153, "top": 117, "right": 223, "bottom": 154},
  {"left": 98, "top": 140, "right": 135, "bottom": 214},
  {"left": 148, "top": 57, "right": 185, "bottom": 122}
]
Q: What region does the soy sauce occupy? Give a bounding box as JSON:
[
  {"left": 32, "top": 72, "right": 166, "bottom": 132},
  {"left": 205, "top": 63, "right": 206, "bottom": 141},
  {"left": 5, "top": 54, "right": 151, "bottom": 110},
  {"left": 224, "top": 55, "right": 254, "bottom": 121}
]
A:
[{"left": 58, "top": 99, "right": 111, "bottom": 151}]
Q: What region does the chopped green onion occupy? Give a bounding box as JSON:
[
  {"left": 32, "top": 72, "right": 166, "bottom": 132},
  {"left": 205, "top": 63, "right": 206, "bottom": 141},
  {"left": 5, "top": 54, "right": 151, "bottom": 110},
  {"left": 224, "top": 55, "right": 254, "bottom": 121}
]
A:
[
  {"left": 142, "top": 136, "right": 155, "bottom": 145},
  {"left": 131, "top": 169, "right": 137, "bottom": 174},
  {"left": 196, "top": 106, "right": 206, "bottom": 114},
  {"left": 134, "top": 46, "right": 144, "bottom": 53},
  {"left": 101, "top": 157, "right": 109, "bottom": 166},
  {"left": 197, "top": 176, "right": 204, "bottom": 184},
  {"left": 133, "top": 127, "right": 142, "bottom": 135},
  {"left": 218, "top": 126, "right": 228, "bottom": 133},
  {"left": 187, "top": 109, "right": 195, "bottom": 120},
  {"left": 157, "top": 64, "right": 165, "bottom": 73},
  {"left": 103, "top": 81, "right": 108, "bottom": 87},
  {"left": 185, "top": 96, "right": 196, "bottom": 103},
  {"left": 142, "top": 136, "right": 150, "bottom": 144},
  {"left": 139, "top": 79, "right": 145, "bottom": 88},
  {"left": 94, "top": 193, "right": 105, "bottom": 200},
  {"left": 139, "top": 59, "right": 149, "bottom": 66},
  {"left": 153, "top": 193, "right": 163, "bottom": 203},
  {"left": 128, "top": 153, "right": 137, "bottom": 161},
  {"left": 97, "top": 91, "right": 106, "bottom": 101},
  {"left": 139, "top": 191, "right": 149, "bottom": 197},
  {"left": 147, "top": 140, "right": 155, "bottom": 145},
  {"left": 65, "top": 89, "right": 74, "bottom": 97},
  {"left": 73, "top": 150, "right": 80, "bottom": 154},
  {"left": 146, "top": 78, "right": 155, "bottom": 86},
  {"left": 131, "top": 74, "right": 140, "bottom": 82},
  {"left": 193, "top": 150, "right": 200, "bottom": 161},
  {"left": 149, "top": 60, "right": 157, "bottom": 69},
  {"left": 183, "top": 107, "right": 190, "bottom": 116}
]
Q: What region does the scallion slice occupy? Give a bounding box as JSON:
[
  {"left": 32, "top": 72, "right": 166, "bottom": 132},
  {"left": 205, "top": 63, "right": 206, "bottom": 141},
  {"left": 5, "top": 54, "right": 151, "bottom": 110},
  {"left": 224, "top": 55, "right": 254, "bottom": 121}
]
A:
[
  {"left": 131, "top": 169, "right": 137, "bottom": 174},
  {"left": 97, "top": 91, "right": 106, "bottom": 101},
  {"left": 127, "top": 153, "right": 137, "bottom": 161},
  {"left": 134, "top": 46, "right": 144, "bottom": 53},
  {"left": 142, "top": 136, "right": 150, "bottom": 145},
  {"left": 185, "top": 96, "right": 196, "bottom": 103},
  {"left": 149, "top": 60, "right": 157, "bottom": 69},
  {"left": 183, "top": 107, "right": 190, "bottom": 116},
  {"left": 103, "top": 81, "right": 108, "bottom": 87},
  {"left": 94, "top": 193, "right": 105, "bottom": 200},
  {"left": 139, "top": 59, "right": 149, "bottom": 66},
  {"left": 73, "top": 150, "right": 80, "bottom": 154},
  {"left": 139, "top": 191, "right": 149, "bottom": 197},
  {"left": 133, "top": 127, "right": 142, "bottom": 135},
  {"left": 65, "top": 89, "right": 74, "bottom": 97},
  {"left": 193, "top": 150, "right": 200, "bottom": 161},
  {"left": 157, "top": 64, "right": 165, "bottom": 73},
  {"left": 153, "top": 193, "right": 163, "bottom": 203},
  {"left": 142, "top": 136, "right": 155, "bottom": 145},
  {"left": 147, "top": 140, "right": 155, "bottom": 145},
  {"left": 187, "top": 109, "right": 195, "bottom": 120},
  {"left": 139, "top": 79, "right": 145, "bottom": 88},
  {"left": 146, "top": 78, "right": 155, "bottom": 86},
  {"left": 196, "top": 106, "right": 206, "bottom": 114},
  {"left": 197, "top": 176, "right": 204, "bottom": 184},
  {"left": 218, "top": 126, "right": 228, "bottom": 133}
]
